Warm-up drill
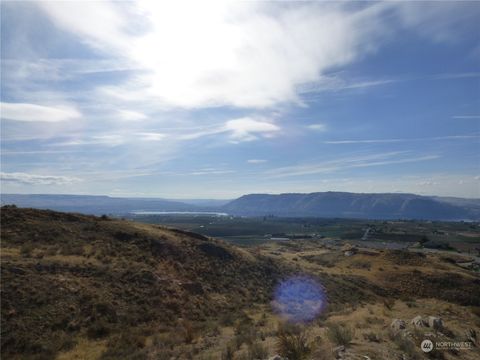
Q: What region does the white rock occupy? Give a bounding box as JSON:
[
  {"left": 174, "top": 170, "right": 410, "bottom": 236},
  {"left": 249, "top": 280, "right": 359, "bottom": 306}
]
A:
[
  {"left": 411, "top": 315, "right": 426, "bottom": 327},
  {"left": 268, "top": 356, "right": 283, "bottom": 360},
  {"left": 390, "top": 319, "right": 406, "bottom": 331},
  {"left": 333, "top": 345, "right": 346, "bottom": 359}
]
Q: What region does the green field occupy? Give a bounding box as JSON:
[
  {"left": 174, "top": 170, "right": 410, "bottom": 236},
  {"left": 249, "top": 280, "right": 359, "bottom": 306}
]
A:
[{"left": 123, "top": 214, "right": 480, "bottom": 252}]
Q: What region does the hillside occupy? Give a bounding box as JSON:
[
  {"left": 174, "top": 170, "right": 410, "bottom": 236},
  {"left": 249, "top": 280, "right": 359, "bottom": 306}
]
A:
[
  {"left": 223, "top": 192, "right": 480, "bottom": 220},
  {"left": 0, "top": 206, "right": 286, "bottom": 359},
  {"left": 2, "top": 207, "right": 480, "bottom": 359}
]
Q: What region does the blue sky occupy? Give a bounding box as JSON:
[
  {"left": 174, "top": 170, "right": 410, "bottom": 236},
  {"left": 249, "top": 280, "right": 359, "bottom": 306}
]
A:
[{"left": 1, "top": 1, "right": 479, "bottom": 199}]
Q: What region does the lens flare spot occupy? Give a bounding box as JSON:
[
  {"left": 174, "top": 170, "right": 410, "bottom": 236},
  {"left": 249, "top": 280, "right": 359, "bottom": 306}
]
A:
[{"left": 273, "top": 276, "right": 327, "bottom": 323}]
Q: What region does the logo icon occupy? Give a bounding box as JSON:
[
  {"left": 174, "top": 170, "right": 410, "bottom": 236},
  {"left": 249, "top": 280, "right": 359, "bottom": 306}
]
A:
[{"left": 421, "top": 339, "right": 434, "bottom": 353}]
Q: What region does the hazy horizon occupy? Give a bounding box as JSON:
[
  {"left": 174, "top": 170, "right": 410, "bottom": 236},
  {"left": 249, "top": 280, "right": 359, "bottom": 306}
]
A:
[
  {"left": 2, "top": 189, "right": 480, "bottom": 201},
  {"left": 1, "top": 1, "right": 479, "bottom": 198}
]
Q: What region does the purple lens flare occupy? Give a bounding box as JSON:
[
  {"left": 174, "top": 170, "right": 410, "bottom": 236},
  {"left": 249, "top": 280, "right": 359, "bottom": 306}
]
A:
[{"left": 273, "top": 276, "right": 327, "bottom": 323}]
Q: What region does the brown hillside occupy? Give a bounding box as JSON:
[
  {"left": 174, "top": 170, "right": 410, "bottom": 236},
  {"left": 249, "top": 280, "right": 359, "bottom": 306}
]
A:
[{"left": 1, "top": 206, "right": 286, "bottom": 359}]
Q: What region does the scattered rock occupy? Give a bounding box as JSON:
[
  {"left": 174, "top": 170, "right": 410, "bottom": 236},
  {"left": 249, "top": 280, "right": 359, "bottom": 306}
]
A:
[
  {"left": 411, "top": 315, "right": 426, "bottom": 327},
  {"left": 341, "top": 243, "right": 357, "bottom": 252},
  {"left": 390, "top": 319, "right": 406, "bottom": 331},
  {"left": 268, "top": 355, "right": 284, "bottom": 360},
  {"left": 333, "top": 345, "right": 345, "bottom": 359},
  {"left": 427, "top": 316, "right": 443, "bottom": 330}
]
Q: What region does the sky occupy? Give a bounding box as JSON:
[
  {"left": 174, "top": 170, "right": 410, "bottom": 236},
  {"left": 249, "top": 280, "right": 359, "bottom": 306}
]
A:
[{"left": 1, "top": 1, "right": 479, "bottom": 199}]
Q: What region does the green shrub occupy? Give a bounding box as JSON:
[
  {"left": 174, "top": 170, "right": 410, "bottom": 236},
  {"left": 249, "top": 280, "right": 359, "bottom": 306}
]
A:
[
  {"left": 393, "top": 336, "right": 420, "bottom": 360},
  {"left": 275, "top": 323, "right": 311, "bottom": 360},
  {"left": 326, "top": 323, "right": 354, "bottom": 346},
  {"left": 247, "top": 341, "right": 269, "bottom": 360}
]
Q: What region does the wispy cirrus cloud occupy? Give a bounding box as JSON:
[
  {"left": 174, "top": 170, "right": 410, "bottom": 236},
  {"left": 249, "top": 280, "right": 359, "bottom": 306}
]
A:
[
  {"left": 307, "top": 123, "right": 327, "bottom": 131},
  {"left": 48, "top": 117, "right": 280, "bottom": 146},
  {"left": 0, "top": 102, "right": 81, "bottom": 122},
  {"left": 247, "top": 159, "right": 267, "bottom": 164},
  {"left": 135, "top": 132, "right": 166, "bottom": 141},
  {"left": 299, "top": 77, "right": 399, "bottom": 95},
  {"left": 177, "top": 117, "right": 280, "bottom": 142},
  {"left": 452, "top": 115, "right": 480, "bottom": 119},
  {"left": 190, "top": 169, "right": 236, "bottom": 176},
  {"left": 266, "top": 152, "right": 440, "bottom": 178},
  {"left": 324, "top": 134, "right": 480, "bottom": 145},
  {"left": 433, "top": 72, "right": 480, "bottom": 80},
  {"left": 0, "top": 172, "right": 81, "bottom": 185},
  {"left": 117, "top": 110, "right": 148, "bottom": 121}
]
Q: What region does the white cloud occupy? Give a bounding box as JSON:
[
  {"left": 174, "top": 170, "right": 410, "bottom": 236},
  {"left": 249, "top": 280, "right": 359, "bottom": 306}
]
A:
[
  {"left": 54, "top": 134, "right": 125, "bottom": 146},
  {"left": 136, "top": 132, "right": 166, "bottom": 141},
  {"left": 266, "top": 152, "right": 439, "bottom": 178},
  {"left": 118, "top": 110, "right": 147, "bottom": 121},
  {"left": 307, "top": 123, "right": 327, "bottom": 131},
  {"left": 0, "top": 102, "right": 81, "bottom": 122},
  {"left": 247, "top": 159, "right": 267, "bottom": 164},
  {"left": 224, "top": 117, "right": 280, "bottom": 142},
  {"left": 0, "top": 172, "right": 81, "bottom": 185},
  {"left": 36, "top": 1, "right": 389, "bottom": 109},
  {"left": 178, "top": 117, "right": 280, "bottom": 142},
  {"left": 36, "top": 1, "right": 129, "bottom": 53}
]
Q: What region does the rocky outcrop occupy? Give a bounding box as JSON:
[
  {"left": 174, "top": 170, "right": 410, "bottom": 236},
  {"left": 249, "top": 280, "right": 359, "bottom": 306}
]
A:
[{"left": 411, "top": 315, "right": 426, "bottom": 327}]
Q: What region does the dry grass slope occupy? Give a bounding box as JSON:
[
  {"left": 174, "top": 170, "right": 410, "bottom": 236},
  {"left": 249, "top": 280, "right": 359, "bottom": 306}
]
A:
[{"left": 1, "top": 206, "right": 286, "bottom": 359}]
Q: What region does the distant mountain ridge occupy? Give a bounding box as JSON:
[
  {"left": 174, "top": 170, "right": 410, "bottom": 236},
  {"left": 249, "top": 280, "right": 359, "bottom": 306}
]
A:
[
  {"left": 0, "top": 194, "right": 198, "bottom": 215},
  {"left": 2, "top": 192, "right": 479, "bottom": 220},
  {"left": 223, "top": 192, "right": 480, "bottom": 221}
]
